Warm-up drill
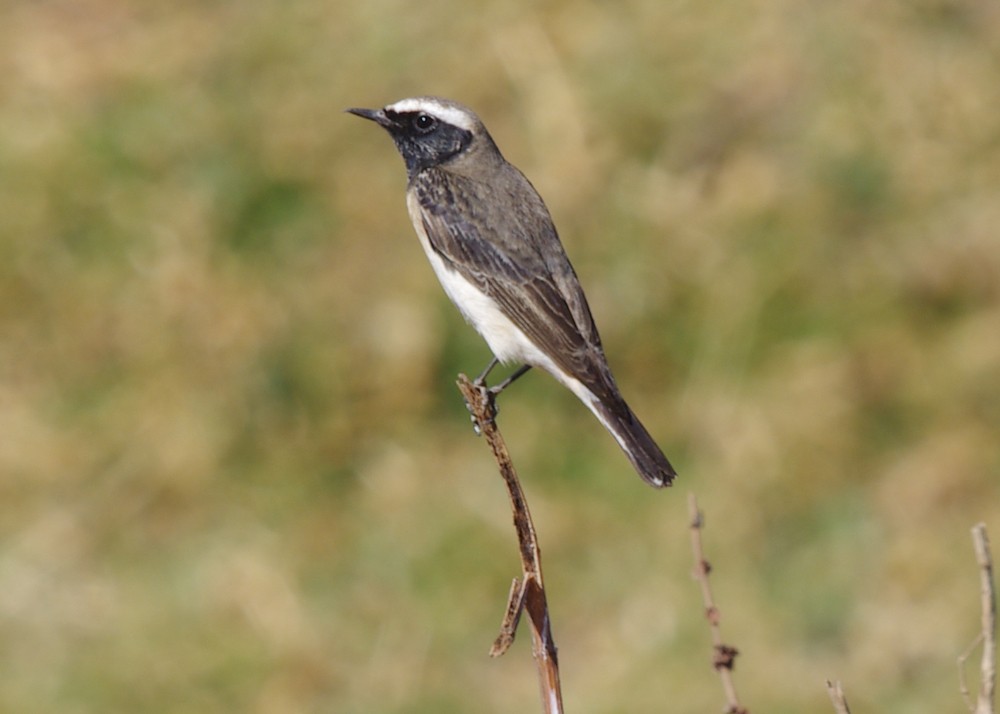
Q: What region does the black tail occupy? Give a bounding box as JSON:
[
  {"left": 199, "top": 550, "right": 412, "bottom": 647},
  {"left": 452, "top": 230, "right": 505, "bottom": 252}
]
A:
[{"left": 591, "top": 398, "right": 677, "bottom": 488}]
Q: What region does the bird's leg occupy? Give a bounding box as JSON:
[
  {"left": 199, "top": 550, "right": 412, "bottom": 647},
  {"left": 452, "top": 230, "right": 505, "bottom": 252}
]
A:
[
  {"left": 465, "top": 360, "right": 531, "bottom": 434},
  {"left": 489, "top": 364, "right": 532, "bottom": 396},
  {"left": 474, "top": 357, "right": 500, "bottom": 387}
]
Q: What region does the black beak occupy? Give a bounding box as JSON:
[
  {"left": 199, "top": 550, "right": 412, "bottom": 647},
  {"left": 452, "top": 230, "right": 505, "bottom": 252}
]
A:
[{"left": 345, "top": 107, "right": 392, "bottom": 127}]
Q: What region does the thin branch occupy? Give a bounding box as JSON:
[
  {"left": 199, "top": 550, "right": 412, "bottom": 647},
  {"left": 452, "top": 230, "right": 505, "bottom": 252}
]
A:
[
  {"left": 826, "top": 679, "right": 852, "bottom": 714},
  {"left": 688, "top": 493, "right": 748, "bottom": 714},
  {"left": 457, "top": 374, "right": 563, "bottom": 714},
  {"left": 961, "top": 634, "right": 985, "bottom": 712},
  {"left": 970, "top": 523, "right": 996, "bottom": 714}
]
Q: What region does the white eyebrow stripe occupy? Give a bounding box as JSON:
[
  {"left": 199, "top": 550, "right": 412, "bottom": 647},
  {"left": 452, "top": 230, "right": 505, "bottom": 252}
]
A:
[{"left": 386, "top": 98, "right": 477, "bottom": 131}]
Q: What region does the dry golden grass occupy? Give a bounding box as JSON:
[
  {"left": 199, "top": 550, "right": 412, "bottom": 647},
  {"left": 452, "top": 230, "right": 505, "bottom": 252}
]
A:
[{"left": 0, "top": 1, "right": 998, "bottom": 712}]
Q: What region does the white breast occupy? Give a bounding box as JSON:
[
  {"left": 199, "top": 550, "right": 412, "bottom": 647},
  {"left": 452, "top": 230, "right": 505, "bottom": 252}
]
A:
[
  {"left": 404, "top": 193, "right": 537, "bottom": 363},
  {"left": 403, "top": 192, "right": 604, "bottom": 425}
]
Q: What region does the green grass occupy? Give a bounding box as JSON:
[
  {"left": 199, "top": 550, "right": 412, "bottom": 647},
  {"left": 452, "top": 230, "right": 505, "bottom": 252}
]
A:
[{"left": 0, "top": 1, "right": 998, "bottom": 712}]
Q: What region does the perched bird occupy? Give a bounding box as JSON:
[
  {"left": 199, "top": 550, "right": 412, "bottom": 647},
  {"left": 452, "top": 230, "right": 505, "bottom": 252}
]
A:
[{"left": 347, "top": 97, "right": 675, "bottom": 488}]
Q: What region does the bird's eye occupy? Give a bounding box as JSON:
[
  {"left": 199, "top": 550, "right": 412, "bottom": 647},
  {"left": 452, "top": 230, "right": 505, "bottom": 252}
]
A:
[{"left": 413, "top": 113, "right": 437, "bottom": 133}]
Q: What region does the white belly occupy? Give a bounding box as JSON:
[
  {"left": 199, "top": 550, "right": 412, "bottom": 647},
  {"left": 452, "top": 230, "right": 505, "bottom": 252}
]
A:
[
  {"left": 405, "top": 193, "right": 591, "bottom": 390},
  {"left": 403, "top": 194, "right": 640, "bottom": 464}
]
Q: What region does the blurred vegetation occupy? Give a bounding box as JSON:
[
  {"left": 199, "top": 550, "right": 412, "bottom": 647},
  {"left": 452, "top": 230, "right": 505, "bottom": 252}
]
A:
[{"left": 1, "top": 0, "right": 999, "bottom": 712}]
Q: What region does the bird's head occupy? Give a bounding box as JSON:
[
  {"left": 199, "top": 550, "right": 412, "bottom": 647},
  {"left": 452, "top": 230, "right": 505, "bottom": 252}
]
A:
[{"left": 347, "top": 96, "right": 499, "bottom": 179}]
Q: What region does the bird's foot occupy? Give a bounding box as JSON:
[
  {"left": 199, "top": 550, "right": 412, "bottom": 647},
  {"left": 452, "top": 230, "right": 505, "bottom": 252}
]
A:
[{"left": 466, "top": 381, "right": 498, "bottom": 435}]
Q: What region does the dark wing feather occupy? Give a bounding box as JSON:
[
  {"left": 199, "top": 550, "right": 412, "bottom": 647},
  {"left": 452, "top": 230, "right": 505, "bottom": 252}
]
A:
[{"left": 413, "top": 166, "right": 624, "bottom": 408}]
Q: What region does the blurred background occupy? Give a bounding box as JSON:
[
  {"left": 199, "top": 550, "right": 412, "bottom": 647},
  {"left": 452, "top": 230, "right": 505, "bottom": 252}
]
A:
[{"left": 1, "top": 0, "right": 999, "bottom": 712}]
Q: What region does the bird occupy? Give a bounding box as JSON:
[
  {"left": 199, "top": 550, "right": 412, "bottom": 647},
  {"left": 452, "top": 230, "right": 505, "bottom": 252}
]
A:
[{"left": 347, "top": 96, "right": 676, "bottom": 488}]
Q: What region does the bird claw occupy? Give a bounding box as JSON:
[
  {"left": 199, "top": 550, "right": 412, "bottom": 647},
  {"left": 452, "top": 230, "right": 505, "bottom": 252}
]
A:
[{"left": 464, "top": 381, "right": 498, "bottom": 435}]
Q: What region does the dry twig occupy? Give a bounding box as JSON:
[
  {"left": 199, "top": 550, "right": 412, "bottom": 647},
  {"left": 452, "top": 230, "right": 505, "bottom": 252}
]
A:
[
  {"left": 457, "top": 374, "right": 563, "bottom": 714},
  {"left": 688, "top": 493, "right": 748, "bottom": 714},
  {"left": 826, "top": 679, "right": 852, "bottom": 714},
  {"left": 959, "top": 523, "right": 996, "bottom": 714}
]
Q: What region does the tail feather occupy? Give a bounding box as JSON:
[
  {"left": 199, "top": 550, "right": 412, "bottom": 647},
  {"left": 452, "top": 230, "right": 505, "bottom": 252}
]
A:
[
  {"left": 590, "top": 398, "right": 676, "bottom": 488},
  {"left": 541, "top": 365, "right": 676, "bottom": 488}
]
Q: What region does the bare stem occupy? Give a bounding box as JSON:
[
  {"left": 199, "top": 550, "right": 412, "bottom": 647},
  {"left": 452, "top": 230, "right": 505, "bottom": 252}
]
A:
[
  {"left": 688, "top": 493, "right": 748, "bottom": 714},
  {"left": 457, "top": 374, "right": 563, "bottom": 714},
  {"left": 971, "top": 524, "right": 996, "bottom": 714},
  {"left": 825, "top": 680, "right": 852, "bottom": 714}
]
